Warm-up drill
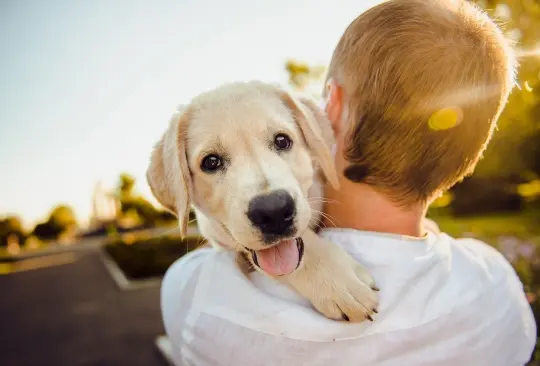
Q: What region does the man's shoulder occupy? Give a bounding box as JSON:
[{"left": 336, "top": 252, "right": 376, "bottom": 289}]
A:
[
  {"left": 445, "top": 235, "right": 518, "bottom": 284},
  {"left": 433, "top": 234, "right": 530, "bottom": 321},
  {"left": 443, "top": 234, "right": 536, "bottom": 362}
]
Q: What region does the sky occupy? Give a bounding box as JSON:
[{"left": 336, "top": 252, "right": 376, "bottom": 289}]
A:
[{"left": 0, "top": 0, "right": 381, "bottom": 228}]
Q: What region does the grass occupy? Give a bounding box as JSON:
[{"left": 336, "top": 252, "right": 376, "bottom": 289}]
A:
[{"left": 428, "top": 207, "right": 540, "bottom": 246}]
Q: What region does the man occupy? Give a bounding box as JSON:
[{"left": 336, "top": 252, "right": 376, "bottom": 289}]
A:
[{"left": 160, "top": 0, "right": 536, "bottom": 365}]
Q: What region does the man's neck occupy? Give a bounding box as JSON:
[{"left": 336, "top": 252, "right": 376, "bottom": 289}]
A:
[{"left": 323, "top": 179, "right": 427, "bottom": 238}]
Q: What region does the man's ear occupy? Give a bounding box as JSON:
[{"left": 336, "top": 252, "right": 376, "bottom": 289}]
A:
[
  {"left": 146, "top": 108, "right": 192, "bottom": 237},
  {"left": 324, "top": 79, "right": 344, "bottom": 136},
  {"left": 277, "top": 89, "right": 340, "bottom": 190}
]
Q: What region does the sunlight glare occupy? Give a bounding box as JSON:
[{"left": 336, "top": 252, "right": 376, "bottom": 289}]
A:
[
  {"left": 516, "top": 47, "right": 540, "bottom": 59},
  {"left": 427, "top": 84, "right": 502, "bottom": 111}
]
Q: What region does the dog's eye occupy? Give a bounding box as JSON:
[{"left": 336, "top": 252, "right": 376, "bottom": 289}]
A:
[
  {"left": 201, "top": 154, "right": 222, "bottom": 172},
  {"left": 274, "top": 133, "right": 293, "bottom": 151}
]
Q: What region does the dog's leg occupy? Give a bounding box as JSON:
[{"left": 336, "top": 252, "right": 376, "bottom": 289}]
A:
[{"left": 282, "top": 229, "right": 379, "bottom": 322}]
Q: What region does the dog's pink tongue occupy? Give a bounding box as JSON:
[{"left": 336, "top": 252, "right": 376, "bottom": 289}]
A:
[{"left": 256, "top": 239, "right": 299, "bottom": 276}]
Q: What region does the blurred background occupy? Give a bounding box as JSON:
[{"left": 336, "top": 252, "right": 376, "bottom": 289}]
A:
[{"left": 0, "top": 0, "right": 539, "bottom": 365}]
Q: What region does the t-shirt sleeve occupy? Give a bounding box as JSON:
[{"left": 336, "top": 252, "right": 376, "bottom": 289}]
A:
[
  {"left": 160, "top": 248, "right": 216, "bottom": 365},
  {"left": 496, "top": 251, "right": 537, "bottom": 365},
  {"left": 461, "top": 238, "right": 537, "bottom": 364}
]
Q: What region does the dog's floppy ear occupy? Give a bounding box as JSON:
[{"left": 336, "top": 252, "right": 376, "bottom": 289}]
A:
[
  {"left": 278, "top": 90, "right": 340, "bottom": 190},
  {"left": 146, "top": 108, "right": 192, "bottom": 237}
]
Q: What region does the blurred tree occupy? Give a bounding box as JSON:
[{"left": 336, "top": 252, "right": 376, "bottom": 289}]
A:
[
  {"left": 472, "top": 0, "right": 540, "bottom": 179},
  {"left": 32, "top": 205, "right": 78, "bottom": 241},
  {"left": 115, "top": 172, "right": 178, "bottom": 227},
  {"left": 522, "top": 130, "right": 540, "bottom": 177},
  {"left": 49, "top": 205, "right": 78, "bottom": 228},
  {"left": 0, "top": 216, "right": 26, "bottom": 247},
  {"left": 118, "top": 173, "right": 136, "bottom": 200},
  {"left": 32, "top": 222, "right": 62, "bottom": 241},
  {"left": 285, "top": 59, "right": 326, "bottom": 96}
]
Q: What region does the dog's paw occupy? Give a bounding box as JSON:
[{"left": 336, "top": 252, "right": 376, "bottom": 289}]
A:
[
  {"left": 284, "top": 230, "right": 379, "bottom": 323},
  {"left": 310, "top": 261, "right": 379, "bottom": 322}
]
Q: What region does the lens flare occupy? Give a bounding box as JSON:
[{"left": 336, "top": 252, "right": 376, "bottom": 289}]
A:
[{"left": 428, "top": 107, "right": 462, "bottom": 131}]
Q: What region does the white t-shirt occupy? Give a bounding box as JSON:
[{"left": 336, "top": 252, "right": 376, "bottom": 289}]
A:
[{"left": 161, "top": 229, "right": 536, "bottom": 366}]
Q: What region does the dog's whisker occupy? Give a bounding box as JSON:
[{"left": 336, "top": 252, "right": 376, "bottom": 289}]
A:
[
  {"left": 196, "top": 236, "right": 207, "bottom": 250},
  {"left": 159, "top": 226, "right": 182, "bottom": 237},
  {"left": 308, "top": 197, "right": 340, "bottom": 204},
  {"left": 314, "top": 209, "right": 340, "bottom": 224},
  {"left": 308, "top": 196, "right": 339, "bottom": 202},
  {"left": 311, "top": 209, "right": 340, "bottom": 228},
  {"left": 309, "top": 195, "right": 339, "bottom": 201},
  {"left": 320, "top": 215, "right": 339, "bottom": 229}
]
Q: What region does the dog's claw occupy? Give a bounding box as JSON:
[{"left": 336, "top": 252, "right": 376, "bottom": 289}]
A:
[
  {"left": 372, "top": 308, "right": 379, "bottom": 314},
  {"left": 341, "top": 312, "right": 350, "bottom": 321},
  {"left": 371, "top": 284, "right": 380, "bottom": 292},
  {"left": 367, "top": 314, "right": 374, "bottom": 322}
]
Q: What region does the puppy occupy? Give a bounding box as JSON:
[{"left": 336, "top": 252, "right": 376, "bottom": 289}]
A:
[{"left": 147, "top": 81, "right": 379, "bottom": 322}]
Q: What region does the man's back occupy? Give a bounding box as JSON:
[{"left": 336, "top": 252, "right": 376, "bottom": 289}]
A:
[{"left": 161, "top": 229, "right": 536, "bottom": 366}]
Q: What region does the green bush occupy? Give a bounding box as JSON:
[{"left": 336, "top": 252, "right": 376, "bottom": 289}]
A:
[
  {"left": 449, "top": 177, "right": 524, "bottom": 216},
  {"left": 0, "top": 216, "right": 26, "bottom": 247},
  {"left": 104, "top": 235, "right": 205, "bottom": 279},
  {"left": 32, "top": 204, "right": 78, "bottom": 241}
]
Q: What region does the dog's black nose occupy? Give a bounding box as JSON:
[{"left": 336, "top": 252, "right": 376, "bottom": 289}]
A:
[{"left": 247, "top": 190, "right": 296, "bottom": 238}]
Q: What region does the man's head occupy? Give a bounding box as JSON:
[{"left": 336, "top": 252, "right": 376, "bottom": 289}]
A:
[{"left": 323, "top": 0, "right": 516, "bottom": 206}]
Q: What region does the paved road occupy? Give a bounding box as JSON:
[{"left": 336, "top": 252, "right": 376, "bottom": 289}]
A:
[{"left": 0, "top": 249, "right": 167, "bottom": 366}]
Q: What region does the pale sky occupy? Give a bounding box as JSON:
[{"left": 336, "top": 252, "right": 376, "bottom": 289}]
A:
[{"left": 0, "top": 0, "right": 380, "bottom": 228}]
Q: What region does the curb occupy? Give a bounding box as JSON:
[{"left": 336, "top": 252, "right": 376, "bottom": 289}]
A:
[{"left": 98, "top": 249, "right": 162, "bottom": 291}]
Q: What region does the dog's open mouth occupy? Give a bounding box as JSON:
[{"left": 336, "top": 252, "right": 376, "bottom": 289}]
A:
[{"left": 248, "top": 237, "right": 304, "bottom": 276}]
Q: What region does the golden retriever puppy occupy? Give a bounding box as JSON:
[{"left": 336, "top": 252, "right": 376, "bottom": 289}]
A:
[{"left": 147, "top": 81, "right": 379, "bottom": 322}]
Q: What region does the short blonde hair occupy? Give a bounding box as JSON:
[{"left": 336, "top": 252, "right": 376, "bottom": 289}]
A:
[{"left": 327, "top": 0, "right": 516, "bottom": 204}]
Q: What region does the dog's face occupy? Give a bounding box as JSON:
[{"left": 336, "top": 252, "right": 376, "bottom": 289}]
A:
[{"left": 147, "top": 82, "right": 338, "bottom": 271}]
